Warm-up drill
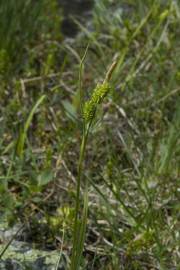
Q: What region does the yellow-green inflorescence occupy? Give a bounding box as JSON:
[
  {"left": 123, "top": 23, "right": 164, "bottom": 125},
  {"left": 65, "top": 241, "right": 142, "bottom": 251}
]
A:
[{"left": 83, "top": 82, "right": 111, "bottom": 123}]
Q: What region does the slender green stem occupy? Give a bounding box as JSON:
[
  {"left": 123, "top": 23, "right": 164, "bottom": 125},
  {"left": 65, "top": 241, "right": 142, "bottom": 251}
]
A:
[{"left": 71, "top": 121, "right": 92, "bottom": 269}]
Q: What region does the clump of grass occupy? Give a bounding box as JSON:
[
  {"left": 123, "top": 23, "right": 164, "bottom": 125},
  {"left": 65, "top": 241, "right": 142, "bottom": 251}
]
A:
[
  {"left": 0, "top": 0, "right": 42, "bottom": 75},
  {"left": 70, "top": 59, "right": 117, "bottom": 269},
  {"left": 0, "top": 0, "right": 179, "bottom": 269},
  {"left": 0, "top": 0, "right": 61, "bottom": 78}
]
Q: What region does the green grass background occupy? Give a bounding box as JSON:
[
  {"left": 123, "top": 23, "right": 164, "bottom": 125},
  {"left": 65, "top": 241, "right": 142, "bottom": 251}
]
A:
[{"left": 0, "top": 0, "right": 179, "bottom": 269}]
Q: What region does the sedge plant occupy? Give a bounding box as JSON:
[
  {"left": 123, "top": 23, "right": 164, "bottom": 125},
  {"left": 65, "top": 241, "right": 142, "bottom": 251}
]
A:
[{"left": 70, "top": 57, "right": 117, "bottom": 270}]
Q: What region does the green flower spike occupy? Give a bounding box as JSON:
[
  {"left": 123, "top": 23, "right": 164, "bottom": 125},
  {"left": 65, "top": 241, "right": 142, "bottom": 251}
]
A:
[
  {"left": 83, "top": 82, "right": 111, "bottom": 122},
  {"left": 83, "top": 60, "right": 117, "bottom": 123}
]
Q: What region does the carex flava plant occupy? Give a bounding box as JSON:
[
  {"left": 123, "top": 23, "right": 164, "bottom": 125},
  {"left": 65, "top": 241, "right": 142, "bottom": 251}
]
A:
[{"left": 70, "top": 56, "right": 117, "bottom": 270}]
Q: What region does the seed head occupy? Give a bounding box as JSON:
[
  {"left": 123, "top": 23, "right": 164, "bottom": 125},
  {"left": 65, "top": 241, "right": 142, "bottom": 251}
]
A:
[{"left": 83, "top": 82, "right": 111, "bottom": 122}]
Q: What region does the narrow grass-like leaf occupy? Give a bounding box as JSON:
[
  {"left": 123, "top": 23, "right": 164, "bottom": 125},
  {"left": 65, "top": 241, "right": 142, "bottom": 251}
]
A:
[{"left": 16, "top": 95, "right": 46, "bottom": 158}]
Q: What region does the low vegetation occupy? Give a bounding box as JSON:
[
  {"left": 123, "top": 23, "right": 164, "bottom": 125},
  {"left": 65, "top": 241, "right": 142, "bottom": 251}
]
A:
[{"left": 0, "top": 0, "right": 179, "bottom": 269}]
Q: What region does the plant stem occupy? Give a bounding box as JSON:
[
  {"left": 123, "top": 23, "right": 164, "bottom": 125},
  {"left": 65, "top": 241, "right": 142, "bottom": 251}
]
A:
[{"left": 71, "top": 122, "right": 91, "bottom": 269}]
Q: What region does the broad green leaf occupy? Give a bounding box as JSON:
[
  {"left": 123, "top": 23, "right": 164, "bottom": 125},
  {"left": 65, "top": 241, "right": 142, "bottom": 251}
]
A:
[{"left": 38, "top": 169, "right": 54, "bottom": 186}]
